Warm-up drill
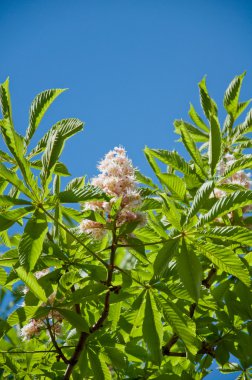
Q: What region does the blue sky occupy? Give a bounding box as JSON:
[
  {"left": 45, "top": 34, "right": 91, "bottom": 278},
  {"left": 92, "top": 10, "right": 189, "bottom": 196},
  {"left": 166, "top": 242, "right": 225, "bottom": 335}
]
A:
[{"left": 1, "top": 0, "right": 252, "bottom": 378}]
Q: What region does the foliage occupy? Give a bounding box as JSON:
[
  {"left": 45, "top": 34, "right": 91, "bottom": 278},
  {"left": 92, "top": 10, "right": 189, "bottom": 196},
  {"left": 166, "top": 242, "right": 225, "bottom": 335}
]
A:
[{"left": 0, "top": 74, "right": 251, "bottom": 380}]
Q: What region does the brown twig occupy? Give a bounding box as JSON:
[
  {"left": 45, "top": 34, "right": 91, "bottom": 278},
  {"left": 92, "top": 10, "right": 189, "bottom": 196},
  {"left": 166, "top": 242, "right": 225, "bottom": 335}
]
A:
[
  {"left": 202, "top": 267, "right": 217, "bottom": 288},
  {"left": 46, "top": 319, "right": 69, "bottom": 365},
  {"left": 63, "top": 228, "right": 118, "bottom": 379}
]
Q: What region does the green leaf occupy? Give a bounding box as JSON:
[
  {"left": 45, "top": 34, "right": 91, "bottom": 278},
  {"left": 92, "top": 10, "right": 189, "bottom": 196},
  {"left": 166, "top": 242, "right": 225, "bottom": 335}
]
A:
[
  {"left": 0, "top": 77, "right": 12, "bottom": 122},
  {"left": 197, "top": 190, "right": 252, "bottom": 226},
  {"left": 28, "top": 118, "right": 84, "bottom": 158},
  {"left": 135, "top": 169, "right": 158, "bottom": 188},
  {"left": 127, "top": 237, "right": 150, "bottom": 264},
  {"left": 0, "top": 163, "right": 33, "bottom": 198},
  {"left": 40, "top": 130, "right": 65, "bottom": 191},
  {"left": 30, "top": 159, "right": 71, "bottom": 176},
  {"left": 144, "top": 148, "right": 191, "bottom": 175},
  {"left": 188, "top": 103, "right": 209, "bottom": 132},
  {"left": 158, "top": 173, "right": 186, "bottom": 201},
  {"left": 15, "top": 267, "right": 47, "bottom": 302},
  {"left": 0, "top": 149, "right": 13, "bottom": 163},
  {"left": 197, "top": 242, "right": 250, "bottom": 286},
  {"left": 174, "top": 120, "right": 208, "bottom": 142},
  {"left": 25, "top": 88, "right": 66, "bottom": 145},
  {"left": 0, "top": 195, "right": 31, "bottom": 207},
  {"left": 143, "top": 291, "right": 163, "bottom": 365},
  {"left": 157, "top": 297, "right": 198, "bottom": 355},
  {"left": 0, "top": 206, "right": 34, "bottom": 232},
  {"left": 88, "top": 349, "right": 111, "bottom": 380},
  {"left": 7, "top": 306, "right": 41, "bottom": 327},
  {"left": 144, "top": 147, "right": 162, "bottom": 176},
  {"left": 153, "top": 239, "right": 179, "bottom": 276},
  {"left": 223, "top": 72, "right": 246, "bottom": 117},
  {"left": 198, "top": 76, "right": 218, "bottom": 119},
  {"left": 18, "top": 209, "right": 48, "bottom": 271},
  {"left": 65, "top": 176, "right": 85, "bottom": 191},
  {"left": 233, "top": 109, "right": 252, "bottom": 140},
  {"left": 0, "top": 268, "right": 7, "bottom": 286},
  {"left": 222, "top": 155, "right": 252, "bottom": 179},
  {"left": 58, "top": 186, "right": 109, "bottom": 203},
  {"left": 180, "top": 124, "right": 205, "bottom": 176},
  {"left": 206, "top": 226, "right": 252, "bottom": 246},
  {"left": 186, "top": 180, "right": 215, "bottom": 222},
  {"left": 54, "top": 308, "right": 89, "bottom": 332},
  {"left": 177, "top": 240, "right": 202, "bottom": 302},
  {"left": 209, "top": 115, "right": 222, "bottom": 175},
  {"left": 104, "top": 347, "right": 127, "bottom": 369}
]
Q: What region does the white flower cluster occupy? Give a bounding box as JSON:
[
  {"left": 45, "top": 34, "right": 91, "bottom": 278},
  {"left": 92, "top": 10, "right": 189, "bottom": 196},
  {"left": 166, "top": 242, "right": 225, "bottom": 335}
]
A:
[
  {"left": 80, "top": 147, "right": 145, "bottom": 239},
  {"left": 21, "top": 269, "right": 63, "bottom": 341},
  {"left": 214, "top": 154, "right": 252, "bottom": 215}
]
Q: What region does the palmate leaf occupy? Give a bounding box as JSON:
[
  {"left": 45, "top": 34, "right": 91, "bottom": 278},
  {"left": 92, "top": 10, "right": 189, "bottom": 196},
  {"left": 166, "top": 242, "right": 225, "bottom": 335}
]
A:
[
  {"left": 128, "top": 290, "right": 146, "bottom": 336},
  {"left": 198, "top": 76, "right": 218, "bottom": 119},
  {"left": 88, "top": 349, "right": 111, "bottom": 380},
  {"left": 65, "top": 176, "right": 85, "bottom": 191},
  {"left": 223, "top": 72, "right": 246, "bottom": 117},
  {"left": 174, "top": 120, "right": 208, "bottom": 142},
  {"left": 0, "top": 149, "right": 13, "bottom": 163},
  {"left": 57, "top": 185, "right": 109, "bottom": 203},
  {"left": 40, "top": 130, "right": 65, "bottom": 191},
  {"left": 222, "top": 155, "right": 252, "bottom": 179},
  {"left": 157, "top": 296, "right": 198, "bottom": 355},
  {"left": 0, "top": 78, "right": 13, "bottom": 122},
  {"left": 206, "top": 226, "right": 252, "bottom": 246},
  {"left": 55, "top": 309, "right": 89, "bottom": 332},
  {"left": 0, "top": 206, "right": 34, "bottom": 232},
  {"left": 188, "top": 103, "right": 209, "bottom": 132},
  {"left": 0, "top": 267, "right": 7, "bottom": 286},
  {"left": 158, "top": 173, "right": 187, "bottom": 201},
  {"left": 180, "top": 124, "right": 206, "bottom": 176},
  {"left": 197, "top": 242, "right": 250, "bottom": 286},
  {"left": 144, "top": 148, "right": 191, "bottom": 175},
  {"left": 31, "top": 159, "right": 71, "bottom": 176},
  {"left": 18, "top": 209, "right": 48, "bottom": 271},
  {"left": 25, "top": 88, "right": 66, "bottom": 145},
  {"left": 15, "top": 268, "right": 47, "bottom": 302},
  {"left": 28, "top": 118, "right": 84, "bottom": 158},
  {"left": 186, "top": 180, "right": 215, "bottom": 222},
  {"left": 7, "top": 306, "right": 41, "bottom": 327},
  {"left": 197, "top": 190, "right": 252, "bottom": 226},
  {"left": 153, "top": 239, "right": 179, "bottom": 276},
  {"left": 0, "top": 195, "right": 31, "bottom": 207},
  {"left": 233, "top": 109, "right": 252, "bottom": 141},
  {"left": 135, "top": 169, "right": 158, "bottom": 188},
  {"left": 209, "top": 115, "right": 222, "bottom": 175},
  {"left": 143, "top": 290, "right": 163, "bottom": 365},
  {"left": 177, "top": 240, "right": 202, "bottom": 302},
  {"left": 144, "top": 147, "right": 162, "bottom": 177},
  {"left": 0, "top": 120, "right": 39, "bottom": 196}
]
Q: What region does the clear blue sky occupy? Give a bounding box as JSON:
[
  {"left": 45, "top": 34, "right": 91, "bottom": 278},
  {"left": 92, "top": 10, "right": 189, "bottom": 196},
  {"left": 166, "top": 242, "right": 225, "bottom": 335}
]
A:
[{"left": 1, "top": 1, "right": 252, "bottom": 378}]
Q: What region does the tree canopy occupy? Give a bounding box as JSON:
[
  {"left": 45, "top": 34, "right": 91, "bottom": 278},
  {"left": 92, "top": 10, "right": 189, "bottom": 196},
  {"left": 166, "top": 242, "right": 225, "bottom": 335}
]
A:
[{"left": 0, "top": 74, "right": 251, "bottom": 379}]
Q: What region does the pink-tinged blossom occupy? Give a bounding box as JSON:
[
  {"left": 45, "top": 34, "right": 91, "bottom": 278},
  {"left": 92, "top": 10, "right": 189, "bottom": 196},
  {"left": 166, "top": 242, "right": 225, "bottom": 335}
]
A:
[
  {"left": 80, "top": 147, "right": 145, "bottom": 239},
  {"left": 21, "top": 291, "right": 63, "bottom": 341},
  {"left": 80, "top": 219, "right": 106, "bottom": 240},
  {"left": 20, "top": 319, "right": 44, "bottom": 340}
]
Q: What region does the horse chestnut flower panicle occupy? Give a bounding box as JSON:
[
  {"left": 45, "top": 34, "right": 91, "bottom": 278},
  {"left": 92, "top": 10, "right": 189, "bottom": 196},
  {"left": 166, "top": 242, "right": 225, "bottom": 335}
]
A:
[{"left": 80, "top": 146, "right": 146, "bottom": 239}]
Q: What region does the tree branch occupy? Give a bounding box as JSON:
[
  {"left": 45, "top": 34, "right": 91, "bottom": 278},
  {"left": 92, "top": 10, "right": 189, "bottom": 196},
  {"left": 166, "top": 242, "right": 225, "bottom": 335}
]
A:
[
  {"left": 63, "top": 227, "right": 118, "bottom": 379},
  {"left": 46, "top": 319, "right": 69, "bottom": 365}
]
